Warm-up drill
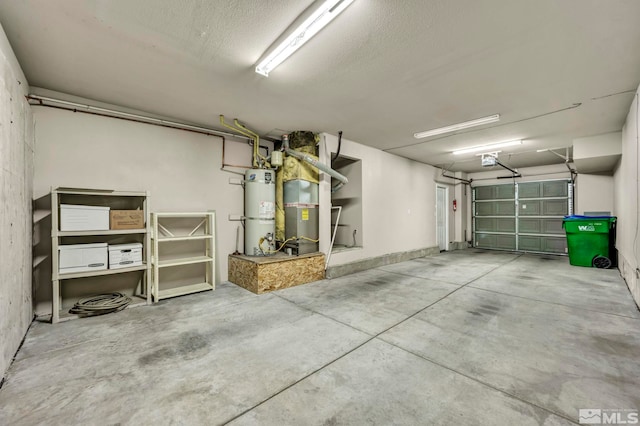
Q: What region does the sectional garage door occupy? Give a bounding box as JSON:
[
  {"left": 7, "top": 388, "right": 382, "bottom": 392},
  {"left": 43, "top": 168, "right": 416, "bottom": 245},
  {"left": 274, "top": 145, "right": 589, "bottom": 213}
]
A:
[{"left": 473, "top": 180, "right": 572, "bottom": 254}]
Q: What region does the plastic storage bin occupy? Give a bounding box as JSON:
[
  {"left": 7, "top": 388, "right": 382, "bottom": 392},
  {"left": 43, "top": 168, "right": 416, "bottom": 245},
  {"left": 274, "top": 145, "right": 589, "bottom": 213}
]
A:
[
  {"left": 562, "top": 215, "right": 616, "bottom": 268},
  {"left": 59, "top": 243, "right": 108, "bottom": 274},
  {"left": 60, "top": 204, "right": 110, "bottom": 231}
]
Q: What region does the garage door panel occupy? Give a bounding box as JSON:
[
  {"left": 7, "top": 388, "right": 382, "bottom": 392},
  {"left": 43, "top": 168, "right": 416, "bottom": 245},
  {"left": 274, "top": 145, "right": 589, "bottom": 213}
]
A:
[
  {"left": 518, "top": 181, "right": 569, "bottom": 199},
  {"left": 518, "top": 235, "right": 567, "bottom": 253},
  {"left": 496, "top": 184, "right": 516, "bottom": 199},
  {"left": 518, "top": 218, "right": 565, "bottom": 235},
  {"left": 543, "top": 199, "right": 568, "bottom": 216},
  {"left": 475, "top": 233, "right": 516, "bottom": 250},
  {"left": 518, "top": 182, "right": 542, "bottom": 199},
  {"left": 519, "top": 200, "right": 540, "bottom": 216},
  {"left": 474, "top": 186, "right": 495, "bottom": 200},
  {"left": 475, "top": 201, "right": 515, "bottom": 216},
  {"left": 476, "top": 218, "right": 515, "bottom": 232},
  {"left": 544, "top": 218, "right": 564, "bottom": 234},
  {"left": 473, "top": 180, "right": 571, "bottom": 254},
  {"left": 475, "top": 185, "right": 515, "bottom": 200},
  {"left": 496, "top": 201, "right": 516, "bottom": 216},
  {"left": 542, "top": 181, "right": 568, "bottom": 197}
]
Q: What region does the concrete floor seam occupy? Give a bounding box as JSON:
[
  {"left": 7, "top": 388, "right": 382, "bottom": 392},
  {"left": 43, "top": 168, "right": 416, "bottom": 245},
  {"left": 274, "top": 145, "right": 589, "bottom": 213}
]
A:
[
  {"left": 375, "top": 337, "right": 581, "bottom": 425},
  {"left": 7, "top": 252, "right": 635, "bottom": 425},
  {"left": 0, "top": 322, "right": 32, "bottom": 390},
  {"left": 466, "top": 285, "right": 640, "bottom": 320},
  {"left": 226, "top": 278, "right": 480, "bottom": 423},
  {"left": 224, "top": 290, "right": 459, "bottom": 424},
  {"left": 226, "top": 257, "right": 526, "bottom": 424},
  {"left": 221, "top": 336, "right": 379, "bottom": 424},
  {"left": 371, "top": 268, "right": 465, "bottom": 287},
  {"left": 272, "top": 293, "right": 377, "bottom": 337},
  {"left": 376, "top": 254, "right": 524, "bottom": 288}
]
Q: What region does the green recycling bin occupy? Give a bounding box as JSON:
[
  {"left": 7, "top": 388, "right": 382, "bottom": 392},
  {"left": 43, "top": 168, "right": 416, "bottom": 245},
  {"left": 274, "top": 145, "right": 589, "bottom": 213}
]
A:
[{"left": 562, "top": 215, "right": 616, "bottom": 268}]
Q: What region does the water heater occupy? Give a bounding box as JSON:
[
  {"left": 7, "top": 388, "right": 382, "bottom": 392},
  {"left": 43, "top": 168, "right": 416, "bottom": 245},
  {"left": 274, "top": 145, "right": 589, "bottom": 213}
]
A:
[{"left": 244, "top": 169, "right": 276, "bottom": 255}]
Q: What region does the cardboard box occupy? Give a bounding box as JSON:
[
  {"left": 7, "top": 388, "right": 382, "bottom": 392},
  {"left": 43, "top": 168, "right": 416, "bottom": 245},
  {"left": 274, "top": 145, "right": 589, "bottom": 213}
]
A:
[
  {"left": 60, "top": 204, "right": 110, "bottom": 231},
  {"left": 110, "top": 210, "right": 144, "bottom": 230},
  {"left": 109, "top": 243, "right": 143, "bottom": 269},
  {"left": 59, "top": 243, "right": 108, "bottom": 274}
]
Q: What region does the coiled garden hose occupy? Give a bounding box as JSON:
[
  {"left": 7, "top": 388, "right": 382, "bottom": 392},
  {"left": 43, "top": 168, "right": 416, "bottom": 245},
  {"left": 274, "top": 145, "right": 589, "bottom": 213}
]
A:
[{"left": 69, "top": 293, "right": 132, "bottom": 317}]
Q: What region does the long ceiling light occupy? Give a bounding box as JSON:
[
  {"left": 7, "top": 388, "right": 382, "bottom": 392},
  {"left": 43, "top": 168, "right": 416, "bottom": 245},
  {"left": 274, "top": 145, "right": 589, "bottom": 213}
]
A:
[
  {"left": 452, "top": 140, "right": 522, "bottom": 155},
  {"left": 413, "top": 114, "right": 500, "bottom": 139},
  {"left": 255, "top": 0, "right": 355, "bottom": 77}
]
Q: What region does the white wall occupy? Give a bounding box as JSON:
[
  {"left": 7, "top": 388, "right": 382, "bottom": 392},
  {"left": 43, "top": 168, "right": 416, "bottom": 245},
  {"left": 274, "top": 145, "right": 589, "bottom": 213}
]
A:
[
  {"left": 0, "top": 23, "right": 34, "bottom": 379},
  {"left": 574, "top": 132, "right": 622, "bottom": 159},
  {"left": 575, "top": 174, "right": 614, "bottom": 215},
  {"left": 613, "top": 86, "right": 640, "bottom": 308},
  {"left": 319, "top": 133, "right": 444, "bottom": 267},
  {"left": 468, "top": 163, "right": 572, "bottom": 185},
  {"left": 32, "top": 105, "right": 257, "bottom": 315}
]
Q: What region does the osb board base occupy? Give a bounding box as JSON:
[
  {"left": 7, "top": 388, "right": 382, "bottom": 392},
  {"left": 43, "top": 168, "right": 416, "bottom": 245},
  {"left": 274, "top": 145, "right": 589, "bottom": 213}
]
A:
[{"left": 228, "top": 253, "right": 325, "bottom": 294}]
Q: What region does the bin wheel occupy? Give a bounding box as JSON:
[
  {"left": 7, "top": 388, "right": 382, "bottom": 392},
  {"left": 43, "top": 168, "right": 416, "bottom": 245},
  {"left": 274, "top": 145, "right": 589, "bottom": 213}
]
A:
[{"left": 593, "top": 255, "right": 612, "bottom": 269}]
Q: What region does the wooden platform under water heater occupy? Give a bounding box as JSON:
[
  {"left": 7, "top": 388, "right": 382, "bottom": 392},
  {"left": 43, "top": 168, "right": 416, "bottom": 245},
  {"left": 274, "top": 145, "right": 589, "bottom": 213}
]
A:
[{"left": 228, "top": 252, "right": 325, "bottom": 294}]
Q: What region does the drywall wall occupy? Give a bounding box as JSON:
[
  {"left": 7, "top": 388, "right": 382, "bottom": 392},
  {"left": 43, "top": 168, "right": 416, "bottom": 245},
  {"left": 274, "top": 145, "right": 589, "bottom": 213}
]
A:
[
  {"left": 573, "top": 132, "right": 622, "bottom": 174},
  {"left": 32, "top": 100, "right": 259, "bottom": 316},
  {"left": 575, "top": 174, "right": 614, "bottom": 215},
  {"left": 574, "top": 132, "right": 622, "bottom": 159},
  {"left": 319, "top": 133, "right": 447, "bottom": 269},
  {"left": 613, "top": 86, "right": 640, "bottom": 308},
  {"left": 468, "top": 163, "right": 572, "bottom": 185},
  {"left": 0, "top": 22, "right": 34, "bottom": 380}
]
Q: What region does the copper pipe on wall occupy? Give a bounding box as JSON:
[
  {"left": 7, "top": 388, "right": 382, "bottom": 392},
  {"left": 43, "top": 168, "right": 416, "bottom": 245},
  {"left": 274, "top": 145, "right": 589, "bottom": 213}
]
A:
[
  {"left": 27, "top": 95, "right": 258, "bottom": 175},
  {"left": 221, "top": 136, "right": 252, "bottom": 175}
]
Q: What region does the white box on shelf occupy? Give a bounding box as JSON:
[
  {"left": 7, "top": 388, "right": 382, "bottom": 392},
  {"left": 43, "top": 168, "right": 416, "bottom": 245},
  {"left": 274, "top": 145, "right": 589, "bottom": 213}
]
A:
[
  {"left": 109, "top": 243, "right": 143, "bottom": 269},
  {"left": 60, "top": 204, "right": 110, "bottom": 231},
  {"left": 59, "top": 243, "right": 108, "bottom": 274}
]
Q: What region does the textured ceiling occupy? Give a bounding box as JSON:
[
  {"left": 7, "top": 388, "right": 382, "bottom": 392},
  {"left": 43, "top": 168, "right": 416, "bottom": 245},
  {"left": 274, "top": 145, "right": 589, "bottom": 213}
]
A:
[{"left": 1, "top": 0, "right": 639, "bottom": 172}]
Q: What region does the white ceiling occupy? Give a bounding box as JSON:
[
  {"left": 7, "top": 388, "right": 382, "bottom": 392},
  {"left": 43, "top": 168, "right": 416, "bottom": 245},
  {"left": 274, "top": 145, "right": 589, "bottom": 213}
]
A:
[{"left": 1, "top": 0, "right": 639, "bottom": 173}]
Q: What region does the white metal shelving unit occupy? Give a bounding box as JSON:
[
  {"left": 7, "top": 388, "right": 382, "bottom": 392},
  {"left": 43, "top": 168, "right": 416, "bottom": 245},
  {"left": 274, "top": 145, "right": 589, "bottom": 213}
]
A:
[
  {"left": 150, "top": 212, "right": 216, "bottom": 301},
  {"left": 50, "top": 188, "right": 151, "bottom": 323}
]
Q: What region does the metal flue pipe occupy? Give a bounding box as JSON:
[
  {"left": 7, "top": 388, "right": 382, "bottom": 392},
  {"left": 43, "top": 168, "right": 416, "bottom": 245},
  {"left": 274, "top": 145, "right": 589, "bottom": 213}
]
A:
[{"left": 282, "top": 136, "right": 348, "bottom": 192}]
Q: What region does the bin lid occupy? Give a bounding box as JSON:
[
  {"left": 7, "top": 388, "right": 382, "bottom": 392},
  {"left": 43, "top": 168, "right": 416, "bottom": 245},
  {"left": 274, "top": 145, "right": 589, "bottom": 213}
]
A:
[
  {"left": 61, "top": 204, "right": 110, "bottom": 211},
  {"left": 108, "top": 243, "right": 142, "bottom": 250},
  {"left": 563, "top": 215, "right": 616, "bottom": 220},
  {"left": 59, "top": 243, "right": 108, "bottom": 250}
]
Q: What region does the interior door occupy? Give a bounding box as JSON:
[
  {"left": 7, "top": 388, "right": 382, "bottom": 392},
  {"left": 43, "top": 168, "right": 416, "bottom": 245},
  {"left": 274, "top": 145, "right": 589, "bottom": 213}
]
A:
[{"left": 436, "top": 186, "right": 448, "bottom": 251}]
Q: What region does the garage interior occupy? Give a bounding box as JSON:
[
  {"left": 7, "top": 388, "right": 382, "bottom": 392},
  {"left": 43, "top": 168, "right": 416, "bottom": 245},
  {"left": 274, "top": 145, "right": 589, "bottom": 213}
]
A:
[{"left": 1, "top": 1, "right": 639, "bottom": 424}]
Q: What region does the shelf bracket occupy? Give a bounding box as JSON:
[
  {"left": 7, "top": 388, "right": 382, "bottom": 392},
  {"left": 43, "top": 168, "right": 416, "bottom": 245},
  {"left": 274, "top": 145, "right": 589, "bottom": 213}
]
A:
[
  {"left": 157, "top": 223, "right": 175, "bottom": 237},
  {"left": 188, "top": 219, "right": 206, "bottom": 236}
]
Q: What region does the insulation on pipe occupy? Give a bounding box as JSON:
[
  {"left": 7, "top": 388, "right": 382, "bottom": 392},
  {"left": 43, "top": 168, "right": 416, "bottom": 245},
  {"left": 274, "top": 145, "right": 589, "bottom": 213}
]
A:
[{"left": 284, "top": 148, "right": 348, "bottom": 192}]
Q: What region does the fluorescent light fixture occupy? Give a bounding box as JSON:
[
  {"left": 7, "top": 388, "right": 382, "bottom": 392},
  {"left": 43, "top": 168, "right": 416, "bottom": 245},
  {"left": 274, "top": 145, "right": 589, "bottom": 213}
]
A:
[
  {"left": 255, "top": 0, "right": 355, "bottom": 77},
  {"left": 475, "top": 150, "right": 502, "bottom": 156},
  {"left": 413, "top": 114, "right": 500, "bottom": 139},
  {"left": 452, "top": 140, "right": 522, "bottom": 155}
]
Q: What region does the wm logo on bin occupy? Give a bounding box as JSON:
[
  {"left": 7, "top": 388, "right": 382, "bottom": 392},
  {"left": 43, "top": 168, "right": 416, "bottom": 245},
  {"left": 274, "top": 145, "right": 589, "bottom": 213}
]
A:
[{"left": 578, "top": 225, "right": 596, "bottom": 232}]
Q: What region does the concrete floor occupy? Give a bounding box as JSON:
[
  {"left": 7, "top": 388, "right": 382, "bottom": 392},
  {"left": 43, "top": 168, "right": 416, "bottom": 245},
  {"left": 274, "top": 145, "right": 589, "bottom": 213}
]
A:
[{"left": 1, "top": 250, "right": 639, "bottom": 425}]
